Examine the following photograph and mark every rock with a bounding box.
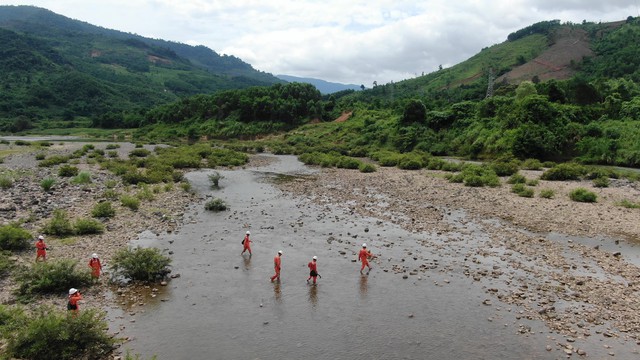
[160,281,168,286]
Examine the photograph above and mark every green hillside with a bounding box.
[0,5,281,131]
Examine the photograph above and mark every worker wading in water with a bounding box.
[359,243,375,274]
[270,250,283,282]
[241,231,252,256]
[307,256,320,285]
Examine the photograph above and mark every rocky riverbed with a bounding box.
[275,164,640,357]
[2,141,640,358]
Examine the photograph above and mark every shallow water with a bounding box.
[120,155,638,359]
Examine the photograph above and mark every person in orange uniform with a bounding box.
[270,250,283,282]
[359,243,375,274]
[241,231,252,256]
[67,288,82,316]
[88,253,102,281]
[35,235,47,262]
[307,256,320,285]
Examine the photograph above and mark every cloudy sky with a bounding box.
[1,1,639,85]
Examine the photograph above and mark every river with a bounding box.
[118,155,638,360]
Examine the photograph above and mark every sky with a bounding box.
[1,0,639,86]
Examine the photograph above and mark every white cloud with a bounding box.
[2,0,639,84]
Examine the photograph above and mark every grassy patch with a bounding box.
[569,188,597,203]
[541,163,588,181]
[15,260,92,301]
[120,195,140,211]
[617,199,640,208]
[73,218,104,235]
[58,165,79,177]
[42,209,74,237]
[91,202,116,218]
[0,224,32,251]
[71,171,92,185]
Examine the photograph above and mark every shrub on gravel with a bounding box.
[447,164,500,187]
[110,247,171,283]
[507,173,527,184]
[569,188,597,203]
[359,163,376,173]
[490,160,519,176]
[42,209,74,236]
[0,250,17,278]
[15,260,92,300]
[120,195,140,211]
[73,218,104,235]
[521,158,543,170]
[40,177,56,191]
[511,183,534,197]
[0,224,31,251]
[540,163,587,181]
[58,165,79,177]
[592,176,610,188]
[617,199,640,208]
[0,176,13,189]
[1,306,114,360]
[91,202,116,218]
[539,189,555,199]
[38,155,69,167]
[71,171,92,185]
[205,198,228,212]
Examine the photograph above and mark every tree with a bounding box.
[400,99,427,126]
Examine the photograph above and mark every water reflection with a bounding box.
[273,282,282,303]
[308,285,318,307]
[359,274,368,298]
[242,255,251,270]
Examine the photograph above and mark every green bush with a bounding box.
[511,183,534,197]
[359,163,377,173]
[593,176,610,188]
[526,179,539,186]
[103,189,119,200]
[539,189,555,199]
[74,218,104,235]
[2,307,114,360]
[426,158,446,170]
[14,140,29,146]
[0,224,31,251]
[110,247,171,282]
[71,171,92,185]
[397,155,424,170]
[38,155,69,167]
[180,181,192,193]
[15,260,92,300]
[540,163,587,181]
[507,173,527,184]
[617,199,640,208]
[490,160,520,176]
[521,158,543,170]
[107,150,118,158]
[105,144,120,150]
[448,164,500,187]
[136,185,155,201]
[35,153,46,160]
[92,202,116,218]
[0,176,13,189]
[208,171,223,189]
[205,198,228,212]
[58,165,79,177]
[42,209,74,236]
[0,250,16,278]
[40,177,56,191]
[120,195,140,211]
[569,188,597,203]
[440,161,463,172]
[129,148,151,158]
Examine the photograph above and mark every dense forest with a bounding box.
[0,5,281,132]
[2,6,640,168]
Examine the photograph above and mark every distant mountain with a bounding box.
[277,74,362,94]
[0,5,282,130]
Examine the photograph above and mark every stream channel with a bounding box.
[117,155,639,360]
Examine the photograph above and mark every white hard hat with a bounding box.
[69,288,78,295]
[38,235,44,240]
[312,256,317,260]
[278,250,283,255]
[246,231,250,235]
[92,253,98,258]
[362,243,367,247]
